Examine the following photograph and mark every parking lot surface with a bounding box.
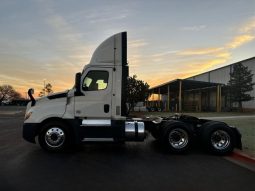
[0,109,255,191]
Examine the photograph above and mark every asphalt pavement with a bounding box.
[0,111,255,191]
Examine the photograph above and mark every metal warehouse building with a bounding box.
[147,57,255,112]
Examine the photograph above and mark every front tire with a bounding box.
[38,121,69,152]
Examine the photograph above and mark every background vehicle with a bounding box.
[147,106,163,112]
[23,32,242,154]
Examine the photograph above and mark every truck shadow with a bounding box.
[20,136,215,165]
[37,137,209,156]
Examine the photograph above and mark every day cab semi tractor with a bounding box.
[23,32,242,155]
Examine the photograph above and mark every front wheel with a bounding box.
[38,121,69,152]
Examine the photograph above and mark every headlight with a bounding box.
[24,112,33,120]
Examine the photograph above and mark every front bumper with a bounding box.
[23,123,39,143]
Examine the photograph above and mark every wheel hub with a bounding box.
[169,128,189,149]
[211,130,230,150]
[45,127,65,148]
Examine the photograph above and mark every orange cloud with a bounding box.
[177,47,223,56]
[226,35,255,49]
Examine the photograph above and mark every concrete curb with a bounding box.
[231,149,255,164]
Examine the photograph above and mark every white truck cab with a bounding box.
[23,32,242,154]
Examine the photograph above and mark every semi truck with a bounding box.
[23,32,242,155]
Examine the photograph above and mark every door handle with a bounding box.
[104,104,110,113]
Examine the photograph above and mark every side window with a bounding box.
[82,71,109,91]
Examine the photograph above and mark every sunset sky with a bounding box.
[0,0,255,98]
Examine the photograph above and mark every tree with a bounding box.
[38,83,53,97]
[126,75,150,113]
[227,63,254,111]
[0,85,21,104]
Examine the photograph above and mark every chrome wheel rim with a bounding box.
[169,128,189,149]
[211,130,230,150]
[45,127,65,148]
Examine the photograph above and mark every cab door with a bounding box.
[74,67,113,119]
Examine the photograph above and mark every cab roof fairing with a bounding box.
[83,32,127,70]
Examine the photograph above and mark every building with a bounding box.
[147,57,255,112]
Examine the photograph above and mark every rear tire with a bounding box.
[201,121,234,155]
[38,121,70,152]
[161,121,192,153]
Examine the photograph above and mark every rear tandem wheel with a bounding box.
[161,121,192,153]
[201,121,235,155]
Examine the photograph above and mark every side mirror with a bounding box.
[75,72,82,95]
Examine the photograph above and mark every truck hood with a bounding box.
[25,90,69,111]
[47,90,69,100]
[25,90,70,123]
[35,90,69,103]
